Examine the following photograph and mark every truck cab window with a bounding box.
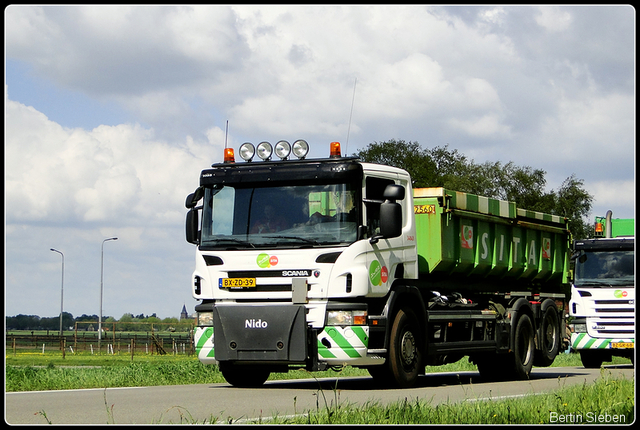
[200,183,359,249]
[365,177,395,237]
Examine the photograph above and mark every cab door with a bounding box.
[364,174,414,295]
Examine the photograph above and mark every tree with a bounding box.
[355,139,438,188]
[355,139,593,237]
[553,174,593,239]
[118,313,135,331]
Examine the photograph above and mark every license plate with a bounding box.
[220,278,256,288]
[611,342,634,349]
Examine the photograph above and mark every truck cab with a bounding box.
[186,141,416,385]
[569,213,635,367]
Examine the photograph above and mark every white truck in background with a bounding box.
[569,211,635,367]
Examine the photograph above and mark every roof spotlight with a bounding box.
[292,139,309,159]
[274,140,291,160]
[239,142,255,162]
[256,141,273,161]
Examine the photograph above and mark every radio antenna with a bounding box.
[345,77,357,154]
[224,120,229,148]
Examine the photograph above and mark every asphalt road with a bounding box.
[5,365,634,424]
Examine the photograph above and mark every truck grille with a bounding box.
[581,295,635,338]
[591,318,635,336]
[591,299,635,315]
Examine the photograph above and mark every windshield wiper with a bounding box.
[576,280,614,287]
[264,235,321,246]
[205,238,256,248]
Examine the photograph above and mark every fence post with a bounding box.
[131,338,135,361]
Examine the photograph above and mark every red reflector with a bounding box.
[224,148,235,163]
[330,141,341,158]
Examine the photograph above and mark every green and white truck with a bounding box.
[185,140,571,387]
[569,211,635,367]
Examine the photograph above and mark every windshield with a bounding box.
[200,183,359,249]
[574,250,635,287]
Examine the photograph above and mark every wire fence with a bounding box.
[6,321,196,357]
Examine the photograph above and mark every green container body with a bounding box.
[594,216,635,238]
[413,188,571,290]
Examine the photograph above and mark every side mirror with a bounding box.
[370,184,405,244]
[185,187,204,209]
[379,201,402,238]
[383,184,405,201]
[185,209,200,245]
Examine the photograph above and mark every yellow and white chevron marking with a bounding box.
[317,326,382,366]
[571,333,635,350]
[195,326,217,364]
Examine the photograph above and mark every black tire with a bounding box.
[534,306,561,367]
[219,362,270,388]
[511,314,535,379]
[387,307,423,388]
[579,351,604,369]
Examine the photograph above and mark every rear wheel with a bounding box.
[512,314,535,379]
[534,305,561,367]
[219,362,270,387]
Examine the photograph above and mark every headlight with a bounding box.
[326,310,367,326]
[256,141,273,160]
[571,323,587,333]
[274,140,291,160]
[292,139,309,159]
[239,142,255,161]
[197,312,214,327]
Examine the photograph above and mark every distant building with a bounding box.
[180,305,188,321]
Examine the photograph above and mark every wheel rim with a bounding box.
[400,330,417,368]
[544,313,557,353]
[517,322,533,366]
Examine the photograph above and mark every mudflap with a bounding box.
[212,305,308,363]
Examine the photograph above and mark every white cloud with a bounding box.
[6,98,221,225]
[588,179,636,220]
[535,6,573,32]
[536,91,635,165]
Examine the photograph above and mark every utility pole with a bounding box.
[50,248,64,336]
[99,237,118,351]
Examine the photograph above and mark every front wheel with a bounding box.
[579,351,605,369]
[219,362,270,388]
[387,307,423,388]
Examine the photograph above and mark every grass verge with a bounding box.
[7,352,633,424]
[256,370,634,425]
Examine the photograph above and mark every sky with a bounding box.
[4,5,636,320]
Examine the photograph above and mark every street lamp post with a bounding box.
[99,237,118,352]
[50,248,64,336]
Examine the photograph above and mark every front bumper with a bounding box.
[571,333,635,351]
